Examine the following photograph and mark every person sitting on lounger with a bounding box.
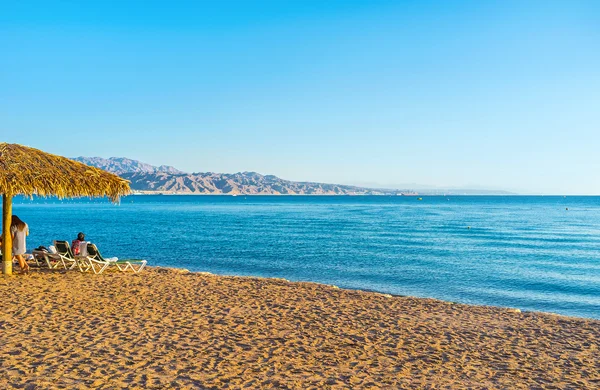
[71,232,86,256]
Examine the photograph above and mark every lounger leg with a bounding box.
[132,261,147,273]
[97,262,109,274]
[51,258,62,269]
[45,254,61,270]
[31,256,41,267]
[77,258,90,272]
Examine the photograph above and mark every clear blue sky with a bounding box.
[1,0,599,194]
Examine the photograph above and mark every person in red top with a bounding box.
[71,232,86,255]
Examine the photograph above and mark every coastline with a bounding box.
[129,191,394,196]
[165,267,590,321]
[1,266,598,388]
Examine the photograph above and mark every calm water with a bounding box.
[12,195,600,319]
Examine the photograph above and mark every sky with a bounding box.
[1,0,599,194]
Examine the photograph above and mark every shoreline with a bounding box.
[156,266,596,321]
[127,192,519,196]
[1,267,598,388]
[129,192,398,196]
[127,192,599,197]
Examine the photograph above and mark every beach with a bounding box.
[0,268,598,389]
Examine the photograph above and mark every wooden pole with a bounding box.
[2,194,12,275]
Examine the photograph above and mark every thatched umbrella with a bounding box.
[0,143,131,275]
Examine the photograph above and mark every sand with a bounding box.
[0,268,598,389]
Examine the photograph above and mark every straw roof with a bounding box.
[0,143,130,202]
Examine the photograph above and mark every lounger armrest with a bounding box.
[116,259,147,263]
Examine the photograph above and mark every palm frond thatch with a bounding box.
[0,143,130,202]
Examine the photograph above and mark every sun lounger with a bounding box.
[29,251,44,267]
[32,249,63,269]
[53,240,85,271]
[83,243,147,274]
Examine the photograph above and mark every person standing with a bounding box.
[11,215,30,274]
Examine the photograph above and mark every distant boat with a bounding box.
[417,197,423,201]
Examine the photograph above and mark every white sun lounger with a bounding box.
[83,243,147,274]
[53,240,83,270]
[32,249,64,269]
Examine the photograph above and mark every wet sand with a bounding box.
[0,268,598,389]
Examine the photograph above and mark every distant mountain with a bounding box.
[72,157,184,175]
[74,156,514,195]
[119,171,394,195]
[73,157,400,195]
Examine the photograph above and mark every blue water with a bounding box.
[11,195,600,319]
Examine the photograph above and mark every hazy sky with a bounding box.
[1,0,599,194]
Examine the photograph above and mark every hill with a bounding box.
[73,157,396,195]
[120,171,392,195]
[72,157,183,175]
[74,157,514,195]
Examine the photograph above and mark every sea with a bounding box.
[11,195,600,320]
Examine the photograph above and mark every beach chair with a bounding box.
[29,251,44,267]
[32,249,63,269]
[53,240,85,271]
[84,243,147,274]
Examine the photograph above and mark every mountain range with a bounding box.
[72,157,183,175]
[72,157,402,195]
[73,157,513,195]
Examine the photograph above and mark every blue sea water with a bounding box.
[11,195,600,319]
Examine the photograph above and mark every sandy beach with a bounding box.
[0,268,598,389]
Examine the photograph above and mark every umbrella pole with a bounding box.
[2,194,12,275]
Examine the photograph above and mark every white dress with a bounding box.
[10,223,28,255]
